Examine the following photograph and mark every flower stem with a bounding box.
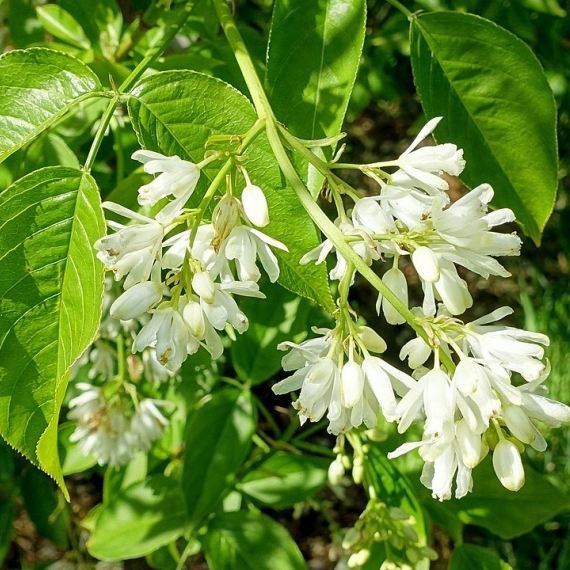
[83,1,196,173]
[212,0,455,372]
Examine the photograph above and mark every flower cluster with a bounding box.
[301,117,521,318]
[276,117,570,500]
[95,150,286,372]
[341,498,437,569]
[68,383,169,468]
[273,321,415,435]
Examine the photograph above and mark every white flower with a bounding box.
[211,225,288,283]
[68,384,136,468]
[492,439,525,491]
[110,280,163,321]
[241,184,269,227]
[300,219,380,282]
[376,267,408,325]
[132,150,200,217]
[273,331,413,435]
[396,117,465,190]
[130,399,169,452]
[133,304,200,372]
[463,307,549,381]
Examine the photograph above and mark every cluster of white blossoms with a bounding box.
[275,117,570,500]
[95,149,286,372]
[68,382,169,468]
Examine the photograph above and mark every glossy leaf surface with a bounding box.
[0,167,105,491]
[0,48,102,162]
[410,11,557,243]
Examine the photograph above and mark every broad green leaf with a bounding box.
[231,283,312,385]
[363,444,430,570]
[449,544,502,570]
[266,0,366,140]
[36,5,91,49]
[204,511,306,570]
[128,71,334,312]
[410,12,557,244]
[445,457,570,539]
[0,167,105,492]
[21,467,69,549]
[0,48,102,163]
[240,451,329,508]
[182,388,256,528]
[88,475,187,561]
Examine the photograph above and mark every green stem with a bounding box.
[83,1,196,173]
[213,0,455,372]
[386,0,413,18]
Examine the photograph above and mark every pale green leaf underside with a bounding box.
[0,167,105,489]
[0,47,103,163]
[410,12,558,244]
[127,70,334,311]
[266,0,366,140]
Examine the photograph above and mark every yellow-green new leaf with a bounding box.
[0,167,105,493]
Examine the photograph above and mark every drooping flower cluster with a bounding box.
[68,382,169,468]
[276,117,570,500]
[95,150,286,372]
[301,117,521,318]
[273,319,415,435]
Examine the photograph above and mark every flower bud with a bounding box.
[110,281,162,320]
[493,439,525,491]
[192,271,216,304]
[412,246,440,283]
[380,267,408,325]
[183,299,206,339]
[341,360,364,408]
[328,455,345,485]
[242,184,269,227]
[356,326,387,353]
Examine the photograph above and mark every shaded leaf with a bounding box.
[445,457,570,540]
[36,4,91,49]
[449,544,502,570]
[88,475,187,561]
[204,511,305,570]
[240,451,329,508]
[182,389,256,528]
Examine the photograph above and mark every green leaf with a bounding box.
[0,167,105,492]
[449,544,502,570]
[18,133,81,178]
[128,70,334,312]
[204,511,306,570]
[445,457,570,540]
[266,0,366,140]
[410,12,557,244]
[88,475,187,561]
[7,0,45,48]
[58,422,97,476]
[21,467,69,549]
[182,388,256,528]
[240,451,329,508]
[0,47,102,163]
[36,5,91,49]
[231,283,312,385]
